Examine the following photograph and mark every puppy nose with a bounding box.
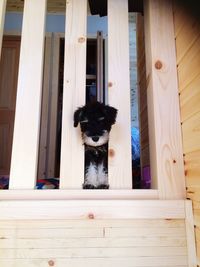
[92,136,99,142]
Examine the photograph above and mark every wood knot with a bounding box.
[48,260,55,266]
[88,213,94,219]
[108,82,113,87]
[109,149,115,157]
[155,60,163,70]
[78,37,85,43]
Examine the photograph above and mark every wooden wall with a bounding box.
[0,218,188,267]
[173,1,200,264]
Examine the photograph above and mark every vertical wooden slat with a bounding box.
[60,0,87,188]
[9,0,47,189]
[143,0,185,198]
[108,0,132,189]
[0,0,6,58]
[185,200,197,267]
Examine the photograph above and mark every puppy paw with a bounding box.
[97,184,109,189]
[83,183,96,189]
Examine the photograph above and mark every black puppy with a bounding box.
[74,101,117,189]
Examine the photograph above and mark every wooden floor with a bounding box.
[0,219,188,267]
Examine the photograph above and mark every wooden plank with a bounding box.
[59,0,87,188]
[105,227,186,238]
[0,257,188,267]
[0,189,158,200]
[180,73,200,122]
[9,0,47,189]
[185,200,197,267]
[0,246,187,259]
[0,200,185,220]
[108,0,132,189]
[175,18,200,64]
[0,0,6,58]
[0,218,185,229]
[143,0,185,198]
[182,112,200,154]
[177,35,200,92]
[185,150,200,188]
[0,236,187,248]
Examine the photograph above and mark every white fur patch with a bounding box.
[83,131,109,147]
[85,163,108,187]
[97,163,108,185]
[85,163,98,187]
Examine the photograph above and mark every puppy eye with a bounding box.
[98,117,104,121]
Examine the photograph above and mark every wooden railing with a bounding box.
[0,0,185,199]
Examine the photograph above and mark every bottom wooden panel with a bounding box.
[0,219,188,267]
[0,200,196,267]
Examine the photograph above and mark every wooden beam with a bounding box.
[143,0,186,199]
[108,0,132,189]
[0,189,158,200]
[9,0,47,189]
[0,200,185,220]
[60,0,87,189]
[0,0,6,58]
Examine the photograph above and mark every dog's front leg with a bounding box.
[83,163,98,189]
[97,162,109,189]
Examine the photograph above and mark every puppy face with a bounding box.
[74,102,117,147]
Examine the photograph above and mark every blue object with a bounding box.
[131,127,140,160]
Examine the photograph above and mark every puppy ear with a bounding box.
[104,105,118,125]
[73,107,83,127]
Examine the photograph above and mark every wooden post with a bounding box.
[0,0,6,58]
[108,0,132,189]
[9,0,47,189]
[143,0,186,199]
[60,0,87,188]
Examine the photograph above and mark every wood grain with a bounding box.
[143,0,185,198]
[9,0,47,189]
[0,216,188,267]
[108,0,132,189]
[59,0,87,188]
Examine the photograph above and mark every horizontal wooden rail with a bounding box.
[0,189,158,200]
[0,200,185,220]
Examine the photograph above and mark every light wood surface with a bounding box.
[108,0,132,189]
[0,214,189,267]
[143,0,185,198]
[0,200,185,220]
[59,0,87,188]
[0,189,158,200]
[9,0,47,189]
